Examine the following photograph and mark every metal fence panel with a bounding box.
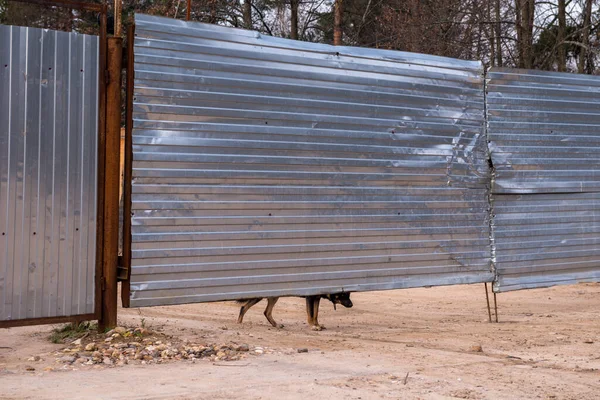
[0,25,99,321]
[129,14,492,307]
[487,68,600,194]
[487,68,600,292]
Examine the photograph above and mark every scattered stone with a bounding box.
[25,366,35,371]
[470,345,483,353]
[584,340,594,344]
[297,348,309,353]
[72,338,83,346]
[27,356,41,362]
[85,343,97,351]
[43,326,256,368]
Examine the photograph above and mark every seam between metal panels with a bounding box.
[483,65,498,290]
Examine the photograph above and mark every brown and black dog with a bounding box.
[236,293,353,331]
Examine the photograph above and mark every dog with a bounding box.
[236,292,353,331]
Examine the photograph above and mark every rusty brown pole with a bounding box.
[120,24,135,308]
[493,292,499,323]
[99,37,123,331]
[484,283,492,323]
[186,0,191,20]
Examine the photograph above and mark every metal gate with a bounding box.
[0,23,102,326]
[487,68,600,291]
[125,15,493,307]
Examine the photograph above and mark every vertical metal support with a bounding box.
[99,36,122,331]
[95,4,108,323]
[120,24,134,308]
[493,292,499,323]
[484,283,492,323]
[186,0,191,20]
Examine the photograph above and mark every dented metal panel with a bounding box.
[129,14,492,307]
[0,25,99,321]
[487,68,600,292]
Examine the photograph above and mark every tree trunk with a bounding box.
[516,0,534,68]
[578,0,592,73]
[557,0,566,72]
[488,0,496,67]
[522,0,534,69]
[515,0,524,67]
[290,0,299,40]
[495,0,503,66]
[243,0,252,29]
[333,0,343,45]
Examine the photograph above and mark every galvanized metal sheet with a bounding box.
[487,68,600,292]
[487,68,600,194]
[0,25,99,321]
[129,14,493,307]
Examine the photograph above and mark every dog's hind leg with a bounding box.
[237,298,262,324]
[311,297,325,331]
[264,297,283,328]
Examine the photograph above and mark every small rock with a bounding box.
[297,348,309,353]
[470,345,483,353]
[254,349,264,354]
[27,356,41,362]
[43,367,54,372]
[85,343,97,352]
[237,344,250,352]
[103,357,113,365]
[72,338,83,346]
[114,327,127,334]
[104,337,113,343]
[60,356,76,364]
[25,366,35,371]
[584,340,594,344]
[106,329,116,336]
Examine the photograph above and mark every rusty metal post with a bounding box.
[484,283,492,323]
[120,24,135,308]
[99,37,123,331]
[186,0,191,20]
[493,292,499,323]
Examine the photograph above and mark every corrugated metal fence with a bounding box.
[0,25,99,321]
[129,15,493,307]
[487,68,600,291]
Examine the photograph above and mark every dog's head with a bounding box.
[325,292,353,309]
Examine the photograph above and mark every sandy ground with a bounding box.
[1,283,600,400]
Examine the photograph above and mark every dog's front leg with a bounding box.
[306,297,315,326]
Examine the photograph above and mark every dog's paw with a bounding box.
[311,325,326,331]
[277,324,284,329]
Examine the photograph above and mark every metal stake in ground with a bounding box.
[484,283,492,323]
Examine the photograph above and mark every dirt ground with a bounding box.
[1,283,600,400]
